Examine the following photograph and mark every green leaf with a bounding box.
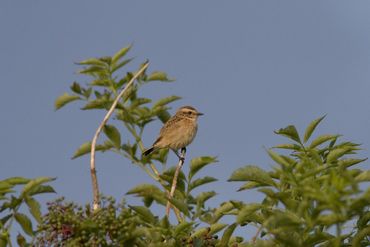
[219,223,237,247]
[112,58,133,74]
[309,135,339,149]
[103,125,121,149]
[78,65,107,75]
[112,45,132,65]
[272,143,302,151]
[72,141,114,159]
[195,191,217,205]
[212,202,235,223]
[72,141,92,159]
[77,58,107,67]
[339,158,367,168]
[16,233,27,247]
[0,181,13,192]
[153,96,182,108]
[14,213,34,236]
[0,214,12,226]
[274,125,301,143]
[28,185,56,196]
[0,233,8,247]
[188,176,217,192]
[267,149,291,168]
[326,147,351,163]
[146,71,174,82]
[236,203,262,224]
[81,98,111,110]
[237,181,264,191]
[2,177,30,185]
[129,206,156,224]
[25,197,42,223]
[303,115,326,143]
[169,197,189,216]
[127,184,167,205]
[174,222,194,237]
[189,156,218,181]
[54,93,81,110]
[21,177,55,198]
[355,171,370,182]
[191,223,227,238]
[228,165,275,187]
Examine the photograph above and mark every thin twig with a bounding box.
[251,224,263,244]
[90,62,149,210]
[166,148,186,217]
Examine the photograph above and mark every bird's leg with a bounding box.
[173,148,186,161]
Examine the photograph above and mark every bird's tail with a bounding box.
[143,146,156,156]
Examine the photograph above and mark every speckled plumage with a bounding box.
[143,106,203,156]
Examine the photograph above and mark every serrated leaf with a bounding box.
[219,223,237,247]
[21,177,55,198]
[274,125,301,143]
[112,45,132,65]
[228,165,275,187]
[25,197,42,223]
[129,206,156,224]
[303,115,326,143]
[189,156,218,181]
[146,71,174,82]
[15,213,33,236]
[237,203,262,224]
[153,96,181,108]
[309,135,339,149]
[54,93,81,110]
[188,176,217,192]
[103,125,121,149]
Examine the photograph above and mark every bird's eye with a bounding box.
[187,111,192,115]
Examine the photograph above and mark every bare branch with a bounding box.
[166,148,186,218]
[90,62,149,210]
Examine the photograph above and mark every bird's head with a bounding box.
[176,105,204,120]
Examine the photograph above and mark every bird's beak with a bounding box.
[197,112,204,116]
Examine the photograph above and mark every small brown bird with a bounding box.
[143,105,203,158]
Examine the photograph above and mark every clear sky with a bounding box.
[1,0,370,238]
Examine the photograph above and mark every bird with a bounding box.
[143,105,203,159]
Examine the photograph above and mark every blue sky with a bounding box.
[1,0,370,239]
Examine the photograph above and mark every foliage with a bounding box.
[4,46,370,246]
[0,177,55,247]
[225,116,370,246]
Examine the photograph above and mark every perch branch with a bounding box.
[166,148,186,217]
[90,62,149,210]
